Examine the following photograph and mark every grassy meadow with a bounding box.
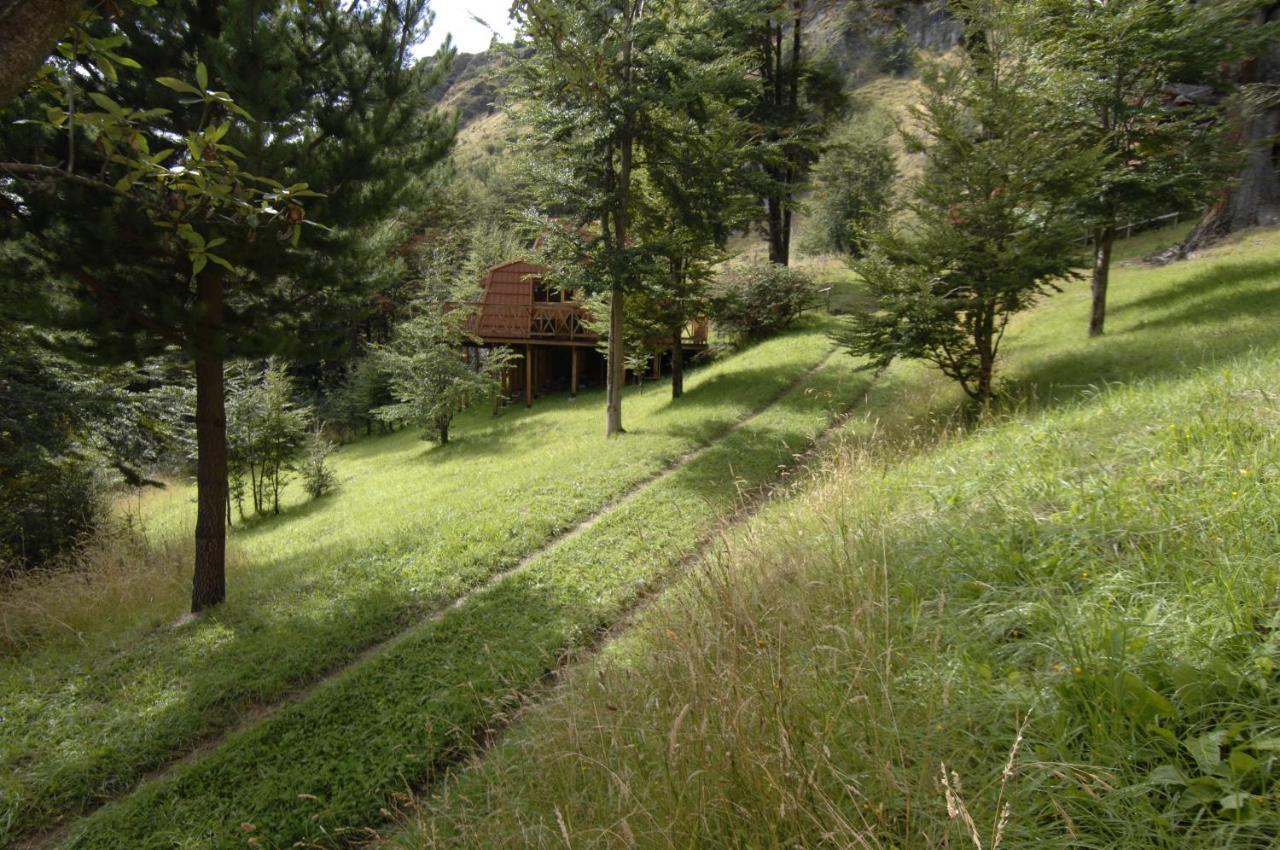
[0,325,846,847]
[390,227,1280,848]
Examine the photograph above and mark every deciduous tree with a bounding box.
[837,3,1096,405]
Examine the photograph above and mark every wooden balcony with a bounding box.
[467,302,708,347]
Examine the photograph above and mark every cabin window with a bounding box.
[533,279,570,302]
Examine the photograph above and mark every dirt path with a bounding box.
[15,348,838,850]
[373,350,863,844]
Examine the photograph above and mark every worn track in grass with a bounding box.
[16,348,837,850]
[375,355,868,847]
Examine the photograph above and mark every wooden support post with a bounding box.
[570,346,580,397]
[524,344,533,408]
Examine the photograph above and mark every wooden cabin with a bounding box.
[464,260,709,407]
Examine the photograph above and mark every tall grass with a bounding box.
[392,229,1280,849]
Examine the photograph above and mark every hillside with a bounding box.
[391,227,1280,848]
[0,324,857,848]
[432,0,954,210]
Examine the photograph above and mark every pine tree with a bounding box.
[1030,0,1265,336]
[708,0,846,265]
[513,0,744,430]
[0,2,455,610]
[836,2,1097,406]
[374,306,514,445]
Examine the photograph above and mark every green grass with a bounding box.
[0,326,839,847]
[389,228,1280,849]
[59,333,861,849]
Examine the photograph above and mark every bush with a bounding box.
[299,428,338,499]
[709,262,818,341]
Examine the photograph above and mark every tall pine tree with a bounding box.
[0,1,455,610]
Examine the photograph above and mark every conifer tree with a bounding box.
[513,0,747,428]
[0,2,455,610]
[837,1,1096,405]
[708,0,846,265]
[1030,0,1265,336]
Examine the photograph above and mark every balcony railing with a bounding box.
[466,302,709,346]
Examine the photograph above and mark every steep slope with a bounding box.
[392,227,1280,849]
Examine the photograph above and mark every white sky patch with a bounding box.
[418,0,516,57]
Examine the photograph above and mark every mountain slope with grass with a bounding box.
[0,323,854,849]
[390,227,1280,849]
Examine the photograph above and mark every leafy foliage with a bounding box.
[299,428,338,500]
[710,261,818,341]
[836,8,1096,403]
[226,360,311,517]
[803,110,898,256]
[375,307,514,445]
[1026,0,1269,334]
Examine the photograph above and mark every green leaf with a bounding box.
[191,254,208,276]
[46,107,67,127]
[87,92,125,117]
[156,77,202,96]
[195,63,209,91]
[1228,748,1260,778]
[1146,764,1187,786]
[207,253,236,273]
[1219,792,1253,811]
[1185,731,1226,774]
[1246,736,1280,751]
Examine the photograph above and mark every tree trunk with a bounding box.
[191,273,227,613]
[1089,225,1114,337]
[606,285,625,434]
[766,191,788,265]
[671,332,684,400]
[975,307,995,406]
[0,0,83,106]
[1169,4,1280,258]
[439,419,449,445]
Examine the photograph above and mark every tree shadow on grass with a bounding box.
[1005,257,1280,409]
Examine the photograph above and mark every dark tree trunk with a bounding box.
[0,0,83,105]
[671,332,684,400]
[1089,225,1114,337]
[191,273,227,613]
[766,191,788,264]
[975,306,996,406]
[1170,4,1280,257]
[439,419,449,445]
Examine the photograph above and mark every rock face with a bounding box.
[432,1,959,130]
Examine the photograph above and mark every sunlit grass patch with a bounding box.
[391,228,1280,850]
[0,324,838,846]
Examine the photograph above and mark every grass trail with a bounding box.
[0,325,834,847]
[389,228,1280,849]
[58,337,860,849]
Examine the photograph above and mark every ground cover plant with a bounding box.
[389,228,1280,849]
[56,328,861,849]
[0,325,836,846]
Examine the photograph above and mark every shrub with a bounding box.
[299,428,338,499]
[709,262,818,341]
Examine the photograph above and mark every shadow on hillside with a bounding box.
[231,493,335,538]
[1005,256,1280,408]
[1110,258,1280,321]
